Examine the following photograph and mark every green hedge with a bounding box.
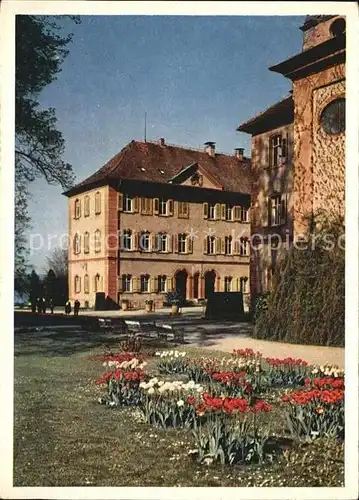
[253,213,344,347]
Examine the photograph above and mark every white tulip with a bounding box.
[155,352,161,356]
[177,400,185,407]
[148,387,155,395]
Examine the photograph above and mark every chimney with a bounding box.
[204,141,216,157]
[234,147,244,161]
[159,137,165,146]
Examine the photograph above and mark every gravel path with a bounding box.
[187,335,345,368]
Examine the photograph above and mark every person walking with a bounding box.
[42,298,47,314]
[49,298,54,314]
[65,300,71,315]
[74,299,80,316]
[36,297,42,314]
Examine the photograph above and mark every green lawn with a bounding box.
[14,330,344,487]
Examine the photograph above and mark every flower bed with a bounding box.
[94,347,345,470]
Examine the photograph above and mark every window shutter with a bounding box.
[184,202,189,218]
[167,234,172,253]
[131,277,138,293]
[215,236,221,255]
[118,277,124,293]
[178,201,182,218]
[203,202,208,219]
[147,198,153,215]
[233,239,240,255]
[203,237,208,254]
[266,140,270,167]
[140,197,146,214]
[168,199,174,216]
[187,236,193,254]
[133,197,139,213]
[266,198,272,227]
[221,204,226,220]
[153,198,159,214]
[150,233,157,252]
[215,203,221,220]
[166,277,173,292]
[282,135,287,161]
[133,231,139,251]
[154,276,159,293]
[173,234,179,253]
[118,193,123,211]
[150,277,156,293]
[281,195,287,224]
[234,206,241,221]
[221,238,226,254]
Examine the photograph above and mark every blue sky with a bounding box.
[26,15,305,273]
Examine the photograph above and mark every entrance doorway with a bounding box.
[175,270,188,303]
[204,270,216,299]
[193,272,199,299]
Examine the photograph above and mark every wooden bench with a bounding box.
[123,320,157,339]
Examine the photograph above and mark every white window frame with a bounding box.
[224,276,232,292]
[122,274,132,292]
[240,238,249,256]
[140,274,150,293]
[178,233,187,254]
[241,207,249,222]
[270,195,282,226]
[158,275,167,293]
[123,194,133,213]
[123,230,132,250]
[74,233,81,254]
[269,134,282,167]
[140,231,150,252]
[225,205,233,221]
[94,229,101,253]
[208,204,216,220]
[95,191,101,215]
[159,198,168,216]
[225,236,232,255]
[159,233,167,252]
[207,235,215,255]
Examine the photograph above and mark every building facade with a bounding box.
[237,15,346,295]
[64,140,251,309]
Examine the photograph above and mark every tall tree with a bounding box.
[45,246,68,278]
[15,15,79,289]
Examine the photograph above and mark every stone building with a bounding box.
[237,15,346,295]
[64,140,251,308]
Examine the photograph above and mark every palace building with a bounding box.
[64,139,251,309]
[64,15,345,308]
[237,15,346,296]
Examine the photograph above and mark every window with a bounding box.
[208,204,216,220]
[141,197,152,215]
[225,236,232,255]
[159,198,168,216]
[84,196,90,217]
[73,233,81,254]
[158,275,167,293]
[74,199,81,219]
[158,232,168,252]
[84,232,90,254]
[225,205,233,221]
[94,229,101,253]
[122,274,132,292]
[178,233,187,254]
[241,207,249,222]
[207,236,215,255]
[140,274,150,293]
[269,134,282,167]
[330,18,346,37]
[123,194,133,212]
[84,275,89,294]
[123,230,132,250]
[95,191,101,214]
[224,277,232,292]
[320,98,345,135]
[140,231,150,251]
[268,195,286,226]
[240,237,249,256]
[178,201,189,218]
[94,273,101,292]
[74,275,81,293]
[240,277,248,294]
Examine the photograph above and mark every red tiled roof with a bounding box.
[64,140,251,196]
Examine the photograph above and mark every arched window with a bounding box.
[84,232,90,254]
[84,196,90,217]
[74,198,81,219]
[224,276,232,292]
[121,274,132,292]
[94,229,101,253]
[94,273,102,292]
[240,276,249,294]
[95,191,101,214]
[74,275,81,293]
[140,274,150,293]
[73,233,81,254]
[84,274,89,294]
[140,231,150,251]
[158,275,167,293]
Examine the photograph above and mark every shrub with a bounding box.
[254,212,344,347]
